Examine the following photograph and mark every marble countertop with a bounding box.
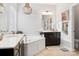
[41,30,59,32]
[0,34,24,49]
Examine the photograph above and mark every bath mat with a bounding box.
[60,48,69,52]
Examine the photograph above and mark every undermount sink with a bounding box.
[4,34,18,38]
[2,35,18,41]
[4,36,18,41]
[5,36,18,40]
[6,36,17,38]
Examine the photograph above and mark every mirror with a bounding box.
[42,15,52,31]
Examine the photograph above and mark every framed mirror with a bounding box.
[42,15,52,31]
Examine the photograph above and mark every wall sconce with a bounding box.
[0,3,5,14]
[24,3,32,14]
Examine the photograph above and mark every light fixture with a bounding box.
[0,3,4,14]
[41,11,52,15]
[24,3,32,14]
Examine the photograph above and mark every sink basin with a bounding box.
[8,36,17,39]
[4,34,18,38]
[4,36,18,41]
[6,36,17,38]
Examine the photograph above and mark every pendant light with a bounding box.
[24,3,32,14]
[0,3,4,14]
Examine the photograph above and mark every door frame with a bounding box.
[72,4,79,51]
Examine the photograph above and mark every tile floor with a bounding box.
[35,46,79,56]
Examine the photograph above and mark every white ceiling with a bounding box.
[18,3,56,15]
[38,3,74,6]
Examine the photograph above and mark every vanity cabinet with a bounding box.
[0,39,24,56]
[41,32,61,46]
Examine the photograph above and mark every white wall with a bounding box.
[0,3,8,32]
[8,3,17,32]
[0,3,17,32]
[56,3,77,51]
[17,3,56,35]
[0,3,58,36]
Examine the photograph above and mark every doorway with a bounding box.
[73,4,79,50]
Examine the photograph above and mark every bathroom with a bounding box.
[0,3,79,56]
[0,3,57,56]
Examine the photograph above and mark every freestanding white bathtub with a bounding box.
[24,35,45,56]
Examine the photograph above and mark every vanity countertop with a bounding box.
[41,30,60,32]
[0,34,25,49]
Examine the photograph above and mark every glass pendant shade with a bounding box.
[24,3,32,14]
